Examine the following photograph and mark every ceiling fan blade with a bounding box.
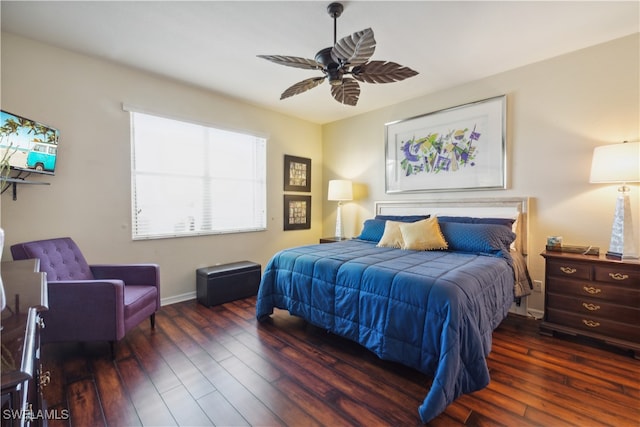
[331,28,376,66]
[280,77,326,100]
[330,78,360,106]
[257,55,322,70]
[351,60,419,84]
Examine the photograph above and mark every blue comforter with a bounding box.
[255,239,514,423]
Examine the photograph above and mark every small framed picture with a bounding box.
[284,155,311,192]
[547,236,563,248]
[284,195,311,230]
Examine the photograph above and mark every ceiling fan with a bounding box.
[257,2,419,106]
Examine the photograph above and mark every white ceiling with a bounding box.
[1,1,638,124]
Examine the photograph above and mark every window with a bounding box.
[129,110,267,239]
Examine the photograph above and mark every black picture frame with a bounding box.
[284,195,311,230]
[284,155,311,192]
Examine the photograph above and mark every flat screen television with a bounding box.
[0,110,60,175]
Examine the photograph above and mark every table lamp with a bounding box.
[328,179,352,239]
[589,141,640,259]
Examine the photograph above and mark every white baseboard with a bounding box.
[509,299,528,316]
[526,308,544,320]
[161,291,196,306]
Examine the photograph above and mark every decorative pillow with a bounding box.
[374,214,430,222]
[439,221,516,256]
[357,219,388,242]
[437,216,515,229]
[358,215,430,243]
[376,220,405,248]
[399,217,448,251]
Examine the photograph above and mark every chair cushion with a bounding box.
[124,285,158,320]
[16,237,94,281]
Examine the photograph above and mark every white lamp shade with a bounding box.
[328,180,353,201]
[590,141,640,183]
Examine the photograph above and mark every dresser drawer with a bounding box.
[542,251,640,355]
[594,264,640,285]
[546,308,640,342]
[546,277,640,306]
[546,293,640,324]
[546,259,591,280]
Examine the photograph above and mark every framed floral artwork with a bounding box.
[385,95,506,193]
[284,155,311,192]
[283,195,311,230]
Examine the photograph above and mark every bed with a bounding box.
[256,198,531,423]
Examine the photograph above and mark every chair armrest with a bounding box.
[90,264,160,288]
[47,279,125,307]
[44,280,126,342]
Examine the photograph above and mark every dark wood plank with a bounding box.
[126,328,182,394]
[196,390,250,426]
[91,357,141,426]
[116,356,177,426]
[161,385,213,426]
[190,352,285,426]
[65,379,105,427]
[41,297,640,426]
[219,356,323,426]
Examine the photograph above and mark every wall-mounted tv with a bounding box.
[0,110,60,175]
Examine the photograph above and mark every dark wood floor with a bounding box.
[41,296,639,426]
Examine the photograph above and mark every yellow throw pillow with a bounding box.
[399,217,448,251]
[376,220,405,248]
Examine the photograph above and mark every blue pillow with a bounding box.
[374,214,430,222]
[358,215,431,243]
[437,216,515,229]
[357,219,388,242]
[439,222,516,256]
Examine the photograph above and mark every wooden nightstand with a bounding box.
[319,237,350,244]
[540,250,640,357]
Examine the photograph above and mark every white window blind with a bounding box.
[129,110,266,239]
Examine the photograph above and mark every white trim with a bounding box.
[161,291,196,306]
[122,103,270,140]
[509,300,528,317]
[527,308,544,320]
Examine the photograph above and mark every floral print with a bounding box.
[400,125,481,177]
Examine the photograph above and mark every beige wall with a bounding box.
[321,34,640,312]
[0,33,323,303]
[2,32,638,312]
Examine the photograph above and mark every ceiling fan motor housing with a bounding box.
[315,47,343,85]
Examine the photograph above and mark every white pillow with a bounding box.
[399,217,448,251]
[376,220,404,248]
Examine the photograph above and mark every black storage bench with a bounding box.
[196,261,261,307]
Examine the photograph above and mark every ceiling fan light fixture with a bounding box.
[258,2,418,106]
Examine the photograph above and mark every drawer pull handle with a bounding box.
[582,302,600,311]
[560,267,577,274]
[609,272,629,281]
[582,319,600,328]
[40,370,51,387]
[582,286,602,295]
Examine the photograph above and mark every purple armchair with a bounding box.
[11,237,160,355]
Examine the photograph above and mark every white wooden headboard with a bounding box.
[374,197,529,255]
